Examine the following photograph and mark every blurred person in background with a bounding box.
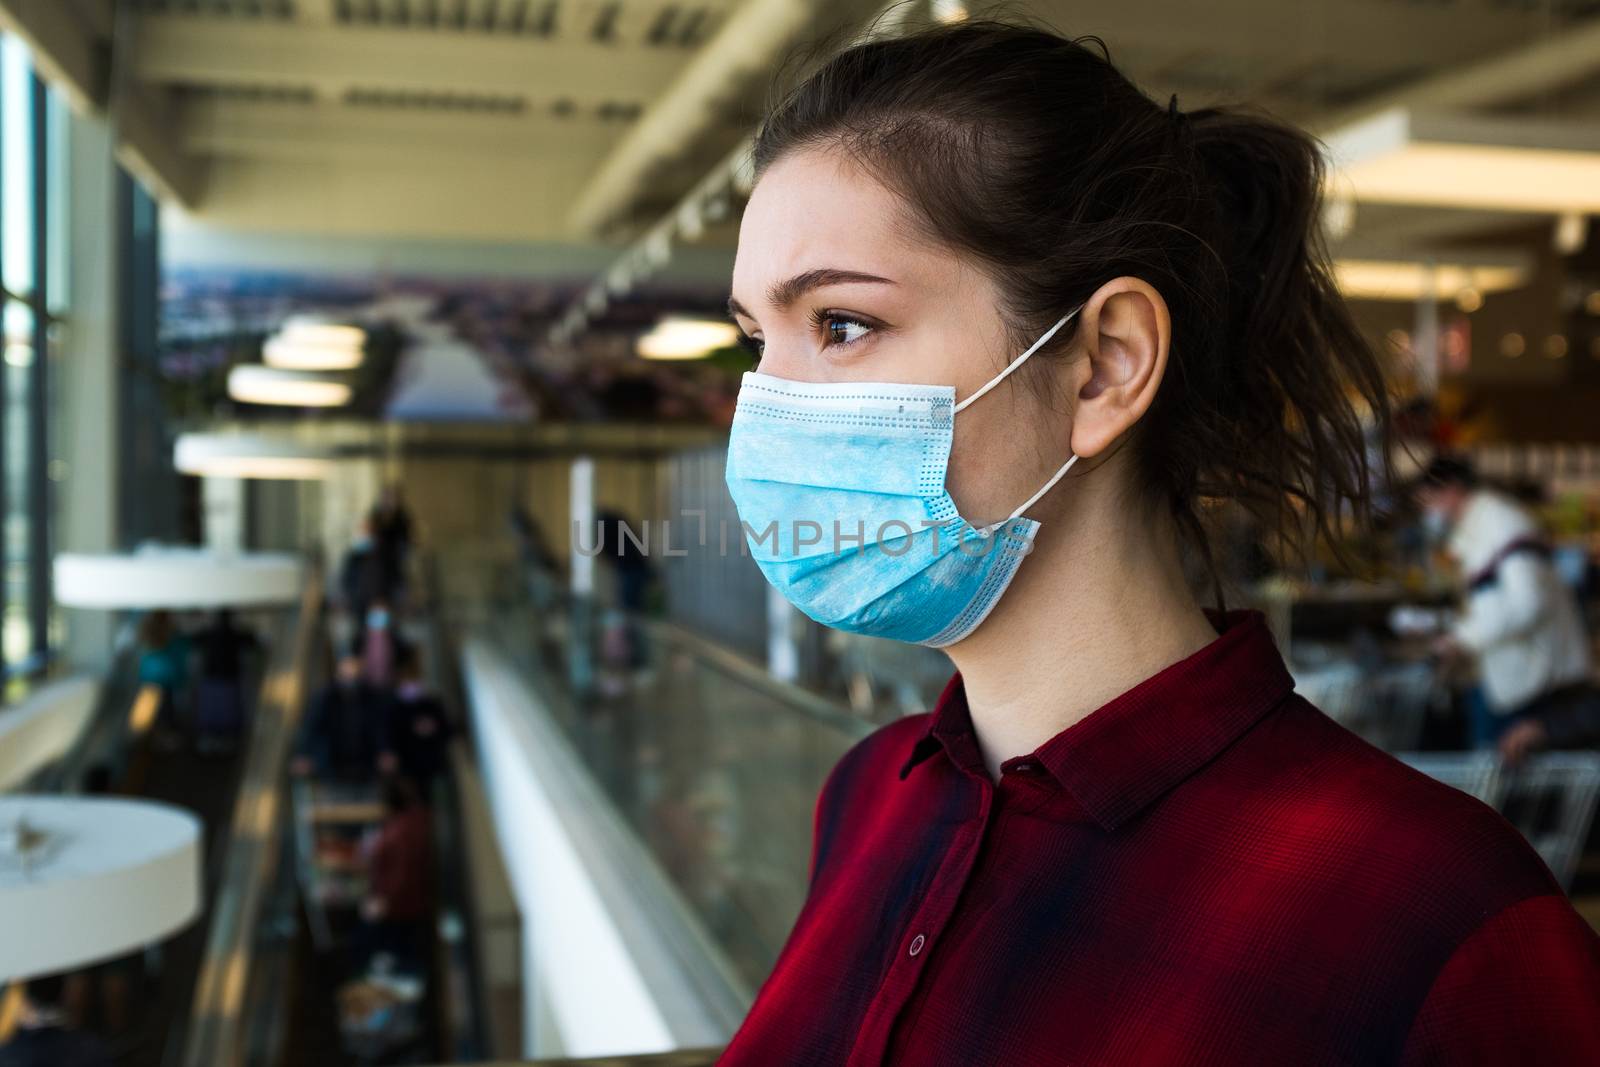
[595,509,656,672]
[718,19,1600,1065]
[1500,694,1600,765]
[370,484,414,605]
[353,597,409,690]
[595,509,655,616]
[339,516,389,623]
[389,648,451,801]
[136,609,191,751]
[1417,455,1595,755]
[193,609,260,754]
[359,776,433,973]
[0,975,112,1067]
[291,654,396,780]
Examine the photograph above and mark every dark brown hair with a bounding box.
[754,19,1391,579]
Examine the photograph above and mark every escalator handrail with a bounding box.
[178,564,324,1067]
[29,623,143,795]
[418,551,497,1061]
[647,617,872,739]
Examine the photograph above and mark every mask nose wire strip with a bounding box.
[952,304,1083,415]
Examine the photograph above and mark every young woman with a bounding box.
[719,19,1600,1066]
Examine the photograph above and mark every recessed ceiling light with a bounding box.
[263,336,365,371]
[174,432,336,480]
[1324,109,1600,214]
[228,365,352,407]
[637,317,741,361]
[282,317,365,349]
[1333,257,1529,302]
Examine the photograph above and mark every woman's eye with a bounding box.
[817,314,873,348]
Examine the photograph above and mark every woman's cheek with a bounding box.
[946,407,1018,524]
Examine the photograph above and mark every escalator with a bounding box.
[265,564,494,1067]
[5,591,311,1067]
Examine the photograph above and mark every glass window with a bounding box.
[0,33,62,686]
[46,86,68,315]
[2,36,35,299]
[4,299,32,667]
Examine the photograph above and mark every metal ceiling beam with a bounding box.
[134,13,688,104]
[0,0,104,111]
[565,0,829,237]
[192,150,596,242]
[181,94,624,162]
[297,0,340,23]
[70,0,114,40]
[1315,16,1600,132]
[0,0,203,206]
[1033,0,1556,73]
[117,83,208,207]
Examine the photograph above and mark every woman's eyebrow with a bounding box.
[728,268,897,321]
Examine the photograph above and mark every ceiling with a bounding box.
[2,0,1598,254]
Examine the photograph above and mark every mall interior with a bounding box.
[1,0,1600,1064]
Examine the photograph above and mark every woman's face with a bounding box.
[730,148,1081,527]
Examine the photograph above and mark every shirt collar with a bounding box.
[898,611,1294,830]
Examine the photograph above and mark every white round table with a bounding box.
[0,796,202,981]
[175,431,337,480]
[54,547,304,609]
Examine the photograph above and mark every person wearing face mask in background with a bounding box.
[291,654,396,780]
[339,516,390,625]
[718,19,1600,1066]
[388,648,451,801]
[353,597,410,690]
[370,485,414,606]
[136,609,192,752]
[1415,455,1597,759]
[193,608,261,754]
[357,777,433,970]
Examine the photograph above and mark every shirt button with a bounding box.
[1011,759,1039,774]
[909,934,926,957]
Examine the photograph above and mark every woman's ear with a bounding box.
[1070,277,1171,459]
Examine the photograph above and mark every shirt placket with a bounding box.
[845,778,999,1067]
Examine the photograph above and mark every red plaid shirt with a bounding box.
[721,612,1600,1065]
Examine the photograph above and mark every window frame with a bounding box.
[0,55,65,686]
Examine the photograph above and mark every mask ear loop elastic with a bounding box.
[954,305,1085,531]
[952,305,1082,415]
[1008,453,1078,521]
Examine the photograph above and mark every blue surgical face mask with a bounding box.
[367,609,390,631]
[725,308,1081,647]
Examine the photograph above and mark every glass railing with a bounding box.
[473,566,872,998]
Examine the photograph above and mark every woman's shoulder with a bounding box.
[1227,696,1562,907]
